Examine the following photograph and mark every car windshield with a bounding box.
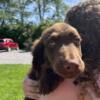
[4,39,13,42]
[9,40,13,42]
[0,39,3,42]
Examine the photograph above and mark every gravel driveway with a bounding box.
[0,50,32,64]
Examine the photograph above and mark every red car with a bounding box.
[0,38,19,51]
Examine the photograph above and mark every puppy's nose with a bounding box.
[64,63,79,71]
[64,60,80,71]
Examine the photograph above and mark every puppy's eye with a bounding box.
[48,40,56,47]
[74,38,81,46]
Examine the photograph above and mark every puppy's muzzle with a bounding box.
[54,59,85,78]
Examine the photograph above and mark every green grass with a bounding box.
[0,64,30,100]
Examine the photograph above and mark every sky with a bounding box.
[64,0,80,6]
[26,0,81,24]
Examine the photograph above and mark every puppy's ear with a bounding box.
[28,38,62,95]
[28,38,45,80]
[40,67,62,95]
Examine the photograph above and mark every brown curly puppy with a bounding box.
[25,22,85,100]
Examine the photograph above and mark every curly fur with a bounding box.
[65,0,100,97]
[26,22,85,98]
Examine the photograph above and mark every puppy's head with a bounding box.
[42,22,85,78]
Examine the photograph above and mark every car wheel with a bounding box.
[8,47,11,51]
[16,47,19,51]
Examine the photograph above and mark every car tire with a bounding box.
[8,47,11,51]
[16,47,19,51]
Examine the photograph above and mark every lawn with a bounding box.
[0,64,30,100]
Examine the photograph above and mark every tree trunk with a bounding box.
[37,0,42,22]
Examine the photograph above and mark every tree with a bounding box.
[32,0,51,22]
[51,0,69,21]
[9,0,33,26]
[32,0,69,23]
[0,0,15,26]
[0,0,32,26]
